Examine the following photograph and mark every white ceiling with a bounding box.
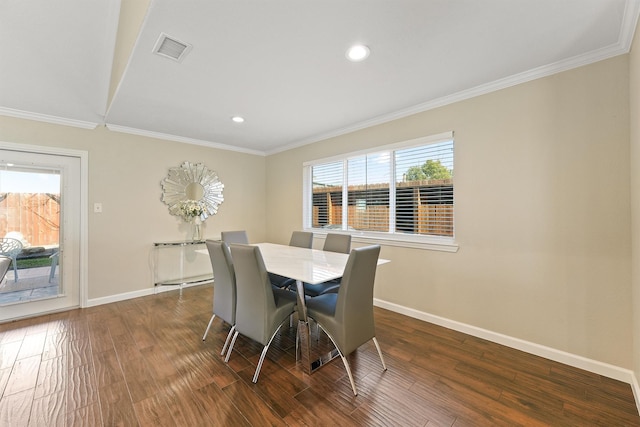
[1,0,639,155]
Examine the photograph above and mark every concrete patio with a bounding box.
[0,266,58,304]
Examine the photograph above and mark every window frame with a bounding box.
[302,131,458,252]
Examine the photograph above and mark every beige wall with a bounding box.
[267,56,632,368]
[0,49,633,370]
[630,20,640,383]
[0,117,267,299]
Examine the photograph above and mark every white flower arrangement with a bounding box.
[178,199,205,221]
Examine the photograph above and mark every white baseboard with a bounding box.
[86,282,204,307]
[374,298,636,385]
[632,373,640,415]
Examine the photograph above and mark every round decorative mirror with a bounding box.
[161,161,224,221]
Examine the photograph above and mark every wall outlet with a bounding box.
[93,202,103,213]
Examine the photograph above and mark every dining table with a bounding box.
[254,242,389,374]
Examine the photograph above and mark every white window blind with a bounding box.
[395,141,453,236]
[311,161,343,229]
[304,132,455,246]
[347,152,390,232]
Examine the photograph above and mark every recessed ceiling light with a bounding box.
[346,44,370,62]
[231,116,245,123]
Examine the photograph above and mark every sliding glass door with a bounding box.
[0,148,81,321]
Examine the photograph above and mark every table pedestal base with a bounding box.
[295,280,341,374]
[296,320,342,374]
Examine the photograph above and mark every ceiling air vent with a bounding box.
[153,33,192,62]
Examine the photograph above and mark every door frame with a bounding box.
[0,140,88,311]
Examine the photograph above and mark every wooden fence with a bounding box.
[312,180,454,237]
[0,193,59,247]
[313,204,453,236]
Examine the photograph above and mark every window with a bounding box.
[303,131,456,251]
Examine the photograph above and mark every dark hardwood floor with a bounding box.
[0,284,638,426]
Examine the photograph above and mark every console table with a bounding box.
[152,240,213,294]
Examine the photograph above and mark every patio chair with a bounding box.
[0,255,12,285]
[0,238,23,282]
[49,251,59,283]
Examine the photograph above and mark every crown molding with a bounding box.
[105,123,266,156]
[621,0,640,52]
[271,46,630,155]
[0,107,99,130]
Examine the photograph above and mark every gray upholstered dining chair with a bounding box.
[221,230,249,244]
[322,233,351,254]
[289,231,313,248]
[302,232,351,297]
[225,244,297,383]
[305,244,386,396]
[202,240,237,357]
[270,231,314,289]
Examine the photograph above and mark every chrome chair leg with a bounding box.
[253,323,284,383]
[225,330,239,363]
[372,337,387,370]
[202,314,216,341]
[253,346,270,383]
[339,354,358,396]
[316,323,358,396]
[221,325,236,356]
[295,322,300,358]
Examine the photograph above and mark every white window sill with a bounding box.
[309,229,459,253]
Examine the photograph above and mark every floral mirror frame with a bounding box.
[161,161,224,221]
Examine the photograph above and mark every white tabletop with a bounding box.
[198,241,389,284]
[255,242,389,285]
[255,243,348,284]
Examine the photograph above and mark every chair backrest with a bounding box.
[0,237,22,258]
[289,231,313,249]
[323,233,351,254]
[335,245,381,355]
[205,240,236,325]
[0,256,11,283]
[229,244,278,345]
[221,230,249,244]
